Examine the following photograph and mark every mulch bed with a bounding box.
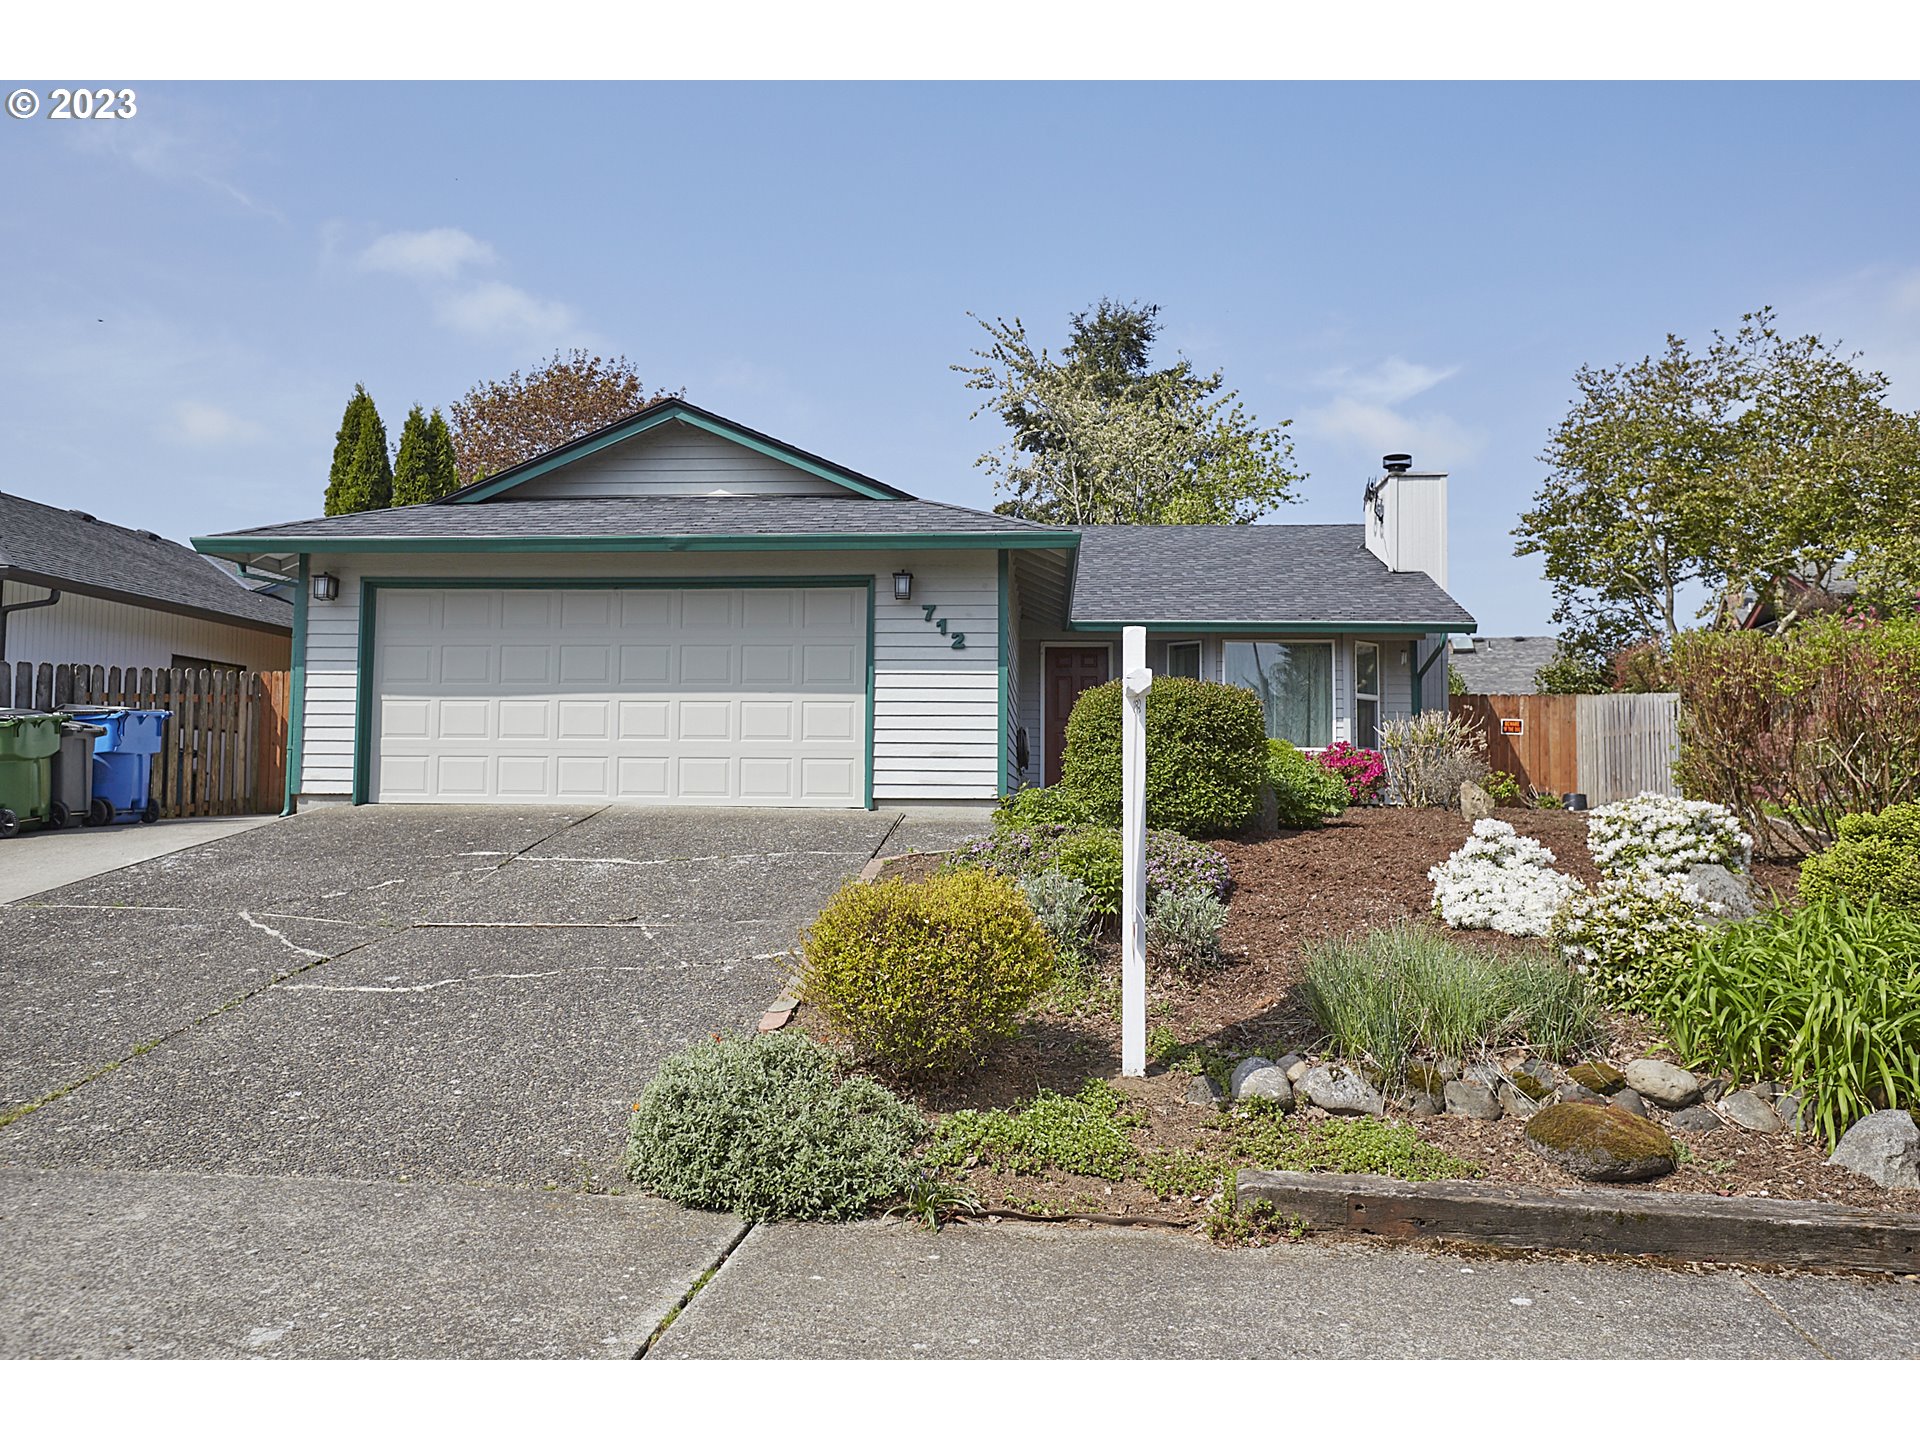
[823,806,1906,1225]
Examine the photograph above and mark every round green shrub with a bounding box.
[1267,738,1350,828]
[1800,802,1920,915]
[1059,676,1267,838]
[799,869,1055,1076]
[623,1032,923,1221]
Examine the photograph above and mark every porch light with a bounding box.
[311,571,340,602]
[892,570,913,602]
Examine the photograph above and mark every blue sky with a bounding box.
[3,81,1916,632]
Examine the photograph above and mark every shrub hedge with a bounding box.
[1799,802,1920,915]
[799,870,1054,1077]
[1267,738,1350,828]
[1059,676,1267,838]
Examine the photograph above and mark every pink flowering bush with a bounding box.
[1317,741,1387,805]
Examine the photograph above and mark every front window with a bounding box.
[1165,641,1201,679]
[1355,641,1380,749]
[1223,640,1333,748]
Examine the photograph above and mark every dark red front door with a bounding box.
[1044,646,1111,785]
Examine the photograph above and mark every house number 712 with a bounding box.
[920,603,966,649]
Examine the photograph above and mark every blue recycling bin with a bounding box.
[65,707,170,825]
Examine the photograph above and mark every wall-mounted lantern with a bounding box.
[311,571,340,602]
[892,570,913,602]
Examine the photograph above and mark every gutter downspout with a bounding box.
[1410,637,1446,717]
[282,556,309,816]
[0,581,63,672]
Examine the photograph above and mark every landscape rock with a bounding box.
[1700,1076,1730,1104]
[1436,1057,1462,1082]
[1443,1079,1503,1121]
[1183,1075,1226,1109]
[1826,1110,1920,1190]
[1774,1090,1807,1134]
[1556,1082,1607,1107]
[1506,1069,1556,1103]
[1275,1053,1309,1078]
[1497,1083,1540,1120]
[1666,1104,1723,1134]
[1524,1103,1677,1182]
[1237,1067,1296,1110]
[1624,1058,1702,1109]
[1608,1088,1649,1118]
[1721,1088,1785,1134]
[1229,1058,1278,1098]
[1285,1058,1313,1084]
[1567,1060,1626,1094]
[1687,862,1759,922]
[1459,780,1495,823]
[1297,1064,1385,1117]
[1405,1061,1448,1098]
[1405,1090,1440,1117]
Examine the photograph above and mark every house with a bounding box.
[1737,561,1858,632]
[1446,634,1562,695]
[192,401,1474,811]
[1,490,293,676]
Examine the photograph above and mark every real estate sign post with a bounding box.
[1121,624,1150,1076]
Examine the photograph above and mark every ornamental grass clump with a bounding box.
[1585,792,1752,878]
[1428,818,1583,937]
[1550,872,1725,1012]
[1654,899,1920,1147]
[1301,921,1597,1088]
[1380,712,1489,807]
[799,869,1053,1078]
[624,1032,923,1222]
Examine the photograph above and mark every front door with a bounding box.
[1044,645,1111,785]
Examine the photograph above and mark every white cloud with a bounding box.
[1301,355,1482,467]
[433,281,580,344]
[169,400,265,446]
[358,227,497,281]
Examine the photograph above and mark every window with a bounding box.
[1354,641,1380,750]
[1223,640,1333,748]
[1165,641,1201,679]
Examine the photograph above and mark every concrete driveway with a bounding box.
[0,802,972,1356]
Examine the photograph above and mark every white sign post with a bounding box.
[1120,625,1151,1077]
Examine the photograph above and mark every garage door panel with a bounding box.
[372,585,867,806]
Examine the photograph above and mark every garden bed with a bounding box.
[828,808,1905,1227]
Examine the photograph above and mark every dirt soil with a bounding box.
[826,806,1902,1224]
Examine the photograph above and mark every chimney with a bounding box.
[1363,453,1449,591]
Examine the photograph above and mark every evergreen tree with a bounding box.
[323,384,393,514]
[424,407,461,499]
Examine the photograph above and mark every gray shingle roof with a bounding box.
[1069,524,1476,630]
[1449,635,1560,694]
[199,495,1071,545]
[1,490,293,632]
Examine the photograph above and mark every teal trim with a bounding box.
[282,555,309,816]
[1066,618,1477,636]
[996,550,1009,798]
[350,574,878,808]
[864,583,877,811]
[194,531,1080,557]
[444,402,907,504]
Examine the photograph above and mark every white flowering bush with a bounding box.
[1586,793,1752,878]
[1551,873,1725,1011]
[1428,818,1584,937]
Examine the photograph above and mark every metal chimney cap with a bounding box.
[1382,453,1413,473]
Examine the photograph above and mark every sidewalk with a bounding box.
[0,815,278,905]
[649,1217,1920,1360]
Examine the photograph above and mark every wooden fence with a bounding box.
[1452,692,1681,806]
[0,662,292,818]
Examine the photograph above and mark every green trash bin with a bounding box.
[0,711,63,838]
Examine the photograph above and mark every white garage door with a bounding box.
[370,585,867,806]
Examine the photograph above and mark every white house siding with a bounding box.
[1003,564,1022,792]
[292,549,1003,806]
[0,579,290,674]
[508,421,850,499]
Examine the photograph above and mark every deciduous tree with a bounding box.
[449,350,678,484]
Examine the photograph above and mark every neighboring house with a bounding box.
[193,401,1474,811]
[1737,561,1858,632]
[1447,634,1562,695]
[1,490,293,675]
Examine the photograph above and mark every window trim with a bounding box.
[1164,640,1202,680]
[1354,640,1381,750]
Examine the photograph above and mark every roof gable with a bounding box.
[443,399,912,505]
